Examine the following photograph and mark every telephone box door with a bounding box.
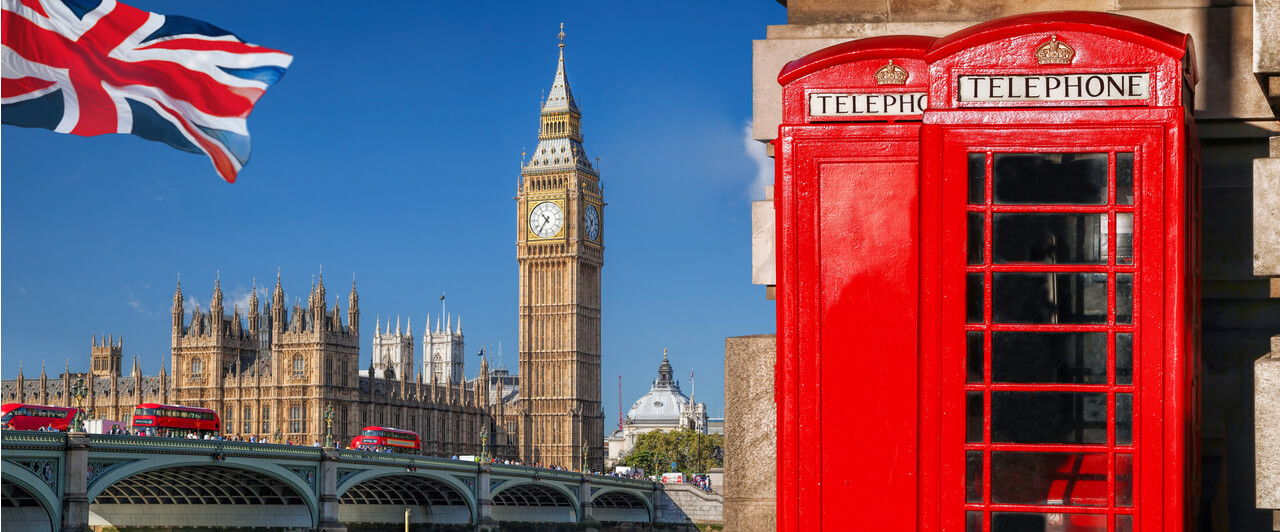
[930,122,1188,532]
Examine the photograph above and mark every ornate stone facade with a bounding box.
[2,274,504,457]
[511,29,605,471]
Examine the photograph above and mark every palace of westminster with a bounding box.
[0,32,608,471]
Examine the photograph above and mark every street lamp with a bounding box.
[324,402,335,448]
[274,425,282,444]
[479,426,489,463]
[70,377,87,432]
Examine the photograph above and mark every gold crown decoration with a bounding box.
[874,60,909,85]
[1035,35,1075,65]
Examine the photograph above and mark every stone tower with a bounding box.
[423,313,465,385]
[91,334,123,377]
[515,25,605,471]
[372,316,414,381]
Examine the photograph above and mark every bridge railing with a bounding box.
[85,434,325,459]
[1,430,67,449]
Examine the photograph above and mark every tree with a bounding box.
[620,428,723,476]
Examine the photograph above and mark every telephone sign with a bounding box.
[775,12,1199,532]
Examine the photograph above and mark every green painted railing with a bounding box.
[1,430,67,449]
[87,434,322,460]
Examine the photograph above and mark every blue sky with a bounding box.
[1,1,784,430]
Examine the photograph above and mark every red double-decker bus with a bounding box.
[131,403,220,437]
[1,403,78,431]
[350,426,420,453]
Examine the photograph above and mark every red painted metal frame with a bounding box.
[775,11,1198,532]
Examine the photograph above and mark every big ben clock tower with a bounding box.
[515,25,604,471]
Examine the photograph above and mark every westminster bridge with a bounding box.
[1,431,656,531]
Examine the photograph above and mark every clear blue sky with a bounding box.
[1,1,784,430]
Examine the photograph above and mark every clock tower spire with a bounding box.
[515,24,604,472]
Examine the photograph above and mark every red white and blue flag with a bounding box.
[2,0,292,183]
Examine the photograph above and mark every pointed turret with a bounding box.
[348,276,360,336]
[273,270,286,334]
[173,275,185,337]
[248,278,260,337]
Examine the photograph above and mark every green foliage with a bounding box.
[620,428,723,476]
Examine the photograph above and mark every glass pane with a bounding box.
[968,273,985,324]
[969,212,985,265]
[968,391,984,443]
[991,452,1109,506]
[993,153,1108,205]
[1116,393,1133,445]
[1116,152,1134,205]
[968,331,985,383]
[993,273,1108,324]
[1116,213,1133,265]
[1117,514,1133,532]
[993,213,1106,264]
[1116,274,1133,324]
[992,512,1106,532]
[967,451,984,503]
[992,392,1107,444]
[992,332,1108,384]
[969,153,986,205]
[1117,454,1133,507]
[1116,333,1133,385]
[967,511,984,532]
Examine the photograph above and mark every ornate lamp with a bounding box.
[324,402,335,448]
[70,377,88,432]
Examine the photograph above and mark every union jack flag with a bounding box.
[2,0,292,183]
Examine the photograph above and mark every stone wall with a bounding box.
[654,482,723,526]
[722,335,776,532]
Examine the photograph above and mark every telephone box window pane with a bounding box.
[966,511,983,532]
[992,273,1108,324]
[1116,333,1133,385]
[993,213,1106,264]
[1116,213,1134,265]
[1117,514,1134,532]
[991,452,1108,506]
[1117,454,1134,507]
[1116,274,1133,324]
[968,273,985,323]
[992,392,1107,444]
[1116,393,1133,445]
[992,332,1108,384]
[1116,152,1135,205]
[966,451,984,503]
[968,331,985,383]
[969,153,986,205]
[968,212,985,265]
[968,392,984,443]
[992,513,1106,532]
[993,153,1108,205]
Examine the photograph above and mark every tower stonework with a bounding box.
[515,26,605,471]
[90,335,123,378]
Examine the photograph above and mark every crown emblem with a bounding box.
[1035,35,1075,65]
[874,60,909,85]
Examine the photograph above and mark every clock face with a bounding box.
[529,201,564,238]
[585,204,600,241]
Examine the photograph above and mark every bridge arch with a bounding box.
[588,487,653,523]
[337,471,474,525]
[2,467,59,532]
[490,480,580,523]
[86,459,316,529]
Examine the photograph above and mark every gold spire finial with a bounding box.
[558,23,565,48]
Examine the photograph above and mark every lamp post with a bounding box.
[479,426,489,463]
[70,377,87,432]
[581,440,589,474]
[274,426,282,444]
[324,402,335,448]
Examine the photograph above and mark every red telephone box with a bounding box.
[775,12,1199,532]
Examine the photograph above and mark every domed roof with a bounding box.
[624,350,691,425]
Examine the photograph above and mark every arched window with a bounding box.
[192,358,203,377]
[292,355,303,376]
